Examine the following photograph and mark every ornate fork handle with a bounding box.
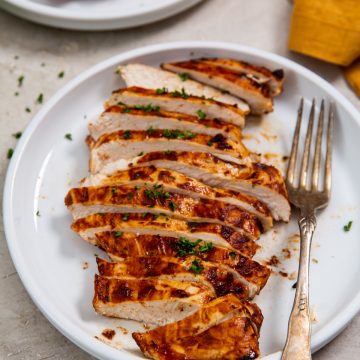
[281,213,316,360]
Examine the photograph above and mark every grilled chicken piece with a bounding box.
[89,129,251,174]
[97,257,250,299]
[105,86,246,128]
[89,104,243,142]
[162,60,273,114]
[133,294,263,360]
[93,275,214,325]
[118,64,250,113]
[200,58,284,96]
[65,185,261,238]
[95,232,271,296]
[72,213,259,257]
[130,151,290,221]
[83,166,272,230]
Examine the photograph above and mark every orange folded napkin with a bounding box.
[288,0,360,96]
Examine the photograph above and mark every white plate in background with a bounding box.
[0,0,202,30]
[3,42,360,359]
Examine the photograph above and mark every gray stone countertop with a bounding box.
[0,0,359,359]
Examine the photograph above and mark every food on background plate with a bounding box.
[65,57,288,359]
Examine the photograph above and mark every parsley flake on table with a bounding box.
[17,75,24,87]
[25,107,31,113]
[36,210,40,217]
[12,131,22,139]
[36,93,44,104]
[65,133,72,141]
[123,130,132,139]
[7,148,14,159]
[343,221,353,232]
[58,71,65,78]
[178,72,190,81]
[197,109,206,120]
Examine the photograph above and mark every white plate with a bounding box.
[3,42,360,360]
[0,0,202,30]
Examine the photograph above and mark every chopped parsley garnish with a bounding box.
[144,184,169,201]
[198,241,214,253]
[7,148,14,159]
[58,71,65,78]
[114,231,123,238]
[36,210,40,217]
[156,87,168,94]
[122,213,130,221]
[163,129,196,139]
[344,221,353,232]
[134,104,160,112]
[141,212,149,218]
[178,72,190,81]
[134,185,141,190]
[197,109,206,120]
[146,126,155,135]
[36,93,44,104]
[65,133,72,141]
[171,88,189,99]
[17,75,24,87]
[189,259,203,274]
[127,192,134,200]
[111,187,117,195]
[137,151,144,156]
[122,108,132,113]
[25,107,31,113]
[123,130,132,139]
[229,251,237,259]
[176,238,213,257]
[207,140,213,146]
[164,150,174,155]
[168,201,177,212]
[12,132,22,139]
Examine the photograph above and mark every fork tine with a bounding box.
[299,99,315,189]
[311,100,325,190]
[324,102,334,195]
[286,98,303,185]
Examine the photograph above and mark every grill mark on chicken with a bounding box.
[65,185,262,238]
[162,60,273,114]
[72,213,259,257]
[90,104,244,142]
[106,86,246,127]
[199,58,284,96]
[94,232,271,295]
[97,257,249,299]
[82,166,272,230]
[133,294,262,360]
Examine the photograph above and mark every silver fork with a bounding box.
[281,99,334,360]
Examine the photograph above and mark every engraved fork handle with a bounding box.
[281,213,316,360]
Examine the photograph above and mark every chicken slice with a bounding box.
[97,257,250,300]
[89,104,243,141]
[133,294,262,360]
[119,151,289,221]
[162,60,273,115]
[200,58,284,96]
[93,275,214,326]
[105,86,246,127]
[83,166,272,230]
[89,129,251,174]
[72,213,259,257]
[65,185,261,238]
[94,231,271,297]
[118,64,250,113]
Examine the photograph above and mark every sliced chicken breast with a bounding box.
[105,86,246,127]
[89,129,251,174]
[133,294,262,360]
[93,275,214,326]
[72,213,259,257]
[97,257,250,300]
[65,185,262,238]
[89,104,243,142]
[119,151,289,221]
[94,231,271,296]
[200,58,284,96]
[162,60,273,114]
[118,64,250,113]
[82,166,272,230]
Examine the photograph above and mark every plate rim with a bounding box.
[0,0,203,30]
[3,41,360,360]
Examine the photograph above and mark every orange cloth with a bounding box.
[289,0,360,96]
